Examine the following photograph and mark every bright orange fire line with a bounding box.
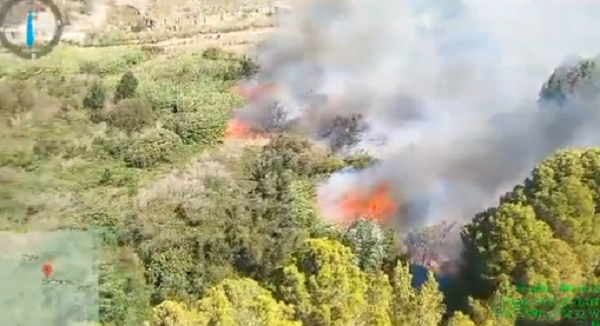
[338,182,397,222]
[226,83,276,140]
[224,119,267,139]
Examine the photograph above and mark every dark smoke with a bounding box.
[233,0,600,250]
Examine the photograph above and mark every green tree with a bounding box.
[363,272,393,326]
[454,148,600,326]
[448,312,477,326]
[83,80,106,111]
[462,203,583,322]
[231,136,380,282]
[342,218,386,272]
[288,178,338,239]
[133,176,250,301]
[99,248,152,326]
[195,278,301,326]
[152,279,301,326]
[114,71,139,103]
[152,300,200,326]
[272,238,369,326]
[233,136,329,280]
[499,148,600,276]
[390,262,445,326]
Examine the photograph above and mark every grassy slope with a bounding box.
[0,44,245,233]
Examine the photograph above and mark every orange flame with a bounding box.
[225,119,267,139]
[338,182,397,222]
[225,83,277,140]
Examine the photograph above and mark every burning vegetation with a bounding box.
[224,119,268,139]
[226,63,455,272]
[226,80,367,151]
[224,84,277,140]
[337,182,398,223]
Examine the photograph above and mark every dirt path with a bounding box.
[152,27,273,52]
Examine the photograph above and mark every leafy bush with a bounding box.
[163,112,225,145]
[79,57,140,76]
[120,129,182,168]
[201,47,230,61]
[121,51,146,66]
[188,60,239,82]
[138,80,179,113]
[106,98,155,134]
[114,71,139,103]
[83,80,106,111]
[79,61,101,74]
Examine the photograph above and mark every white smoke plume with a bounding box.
[236,0,600,232]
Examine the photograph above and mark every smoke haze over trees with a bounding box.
[2,0,600,325]
[234,0,600,236]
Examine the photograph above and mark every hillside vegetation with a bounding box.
[1,36,600,326]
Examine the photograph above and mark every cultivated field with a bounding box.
[1,0,285,52]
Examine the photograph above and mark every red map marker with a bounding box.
[41,259,53,278]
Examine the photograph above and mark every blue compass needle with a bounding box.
[26,7,34,48]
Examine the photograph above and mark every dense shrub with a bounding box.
[106,98,155,134]
[163,112,224,145]
[194,60,245,82]
[83,80,107,111]
[120,129,182,168]
[114,71,139,103]
[79,57,140,76]
[201,47,230,61]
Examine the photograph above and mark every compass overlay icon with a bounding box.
[0,0,64,60]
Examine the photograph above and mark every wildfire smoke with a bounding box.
[229,0,600,261]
